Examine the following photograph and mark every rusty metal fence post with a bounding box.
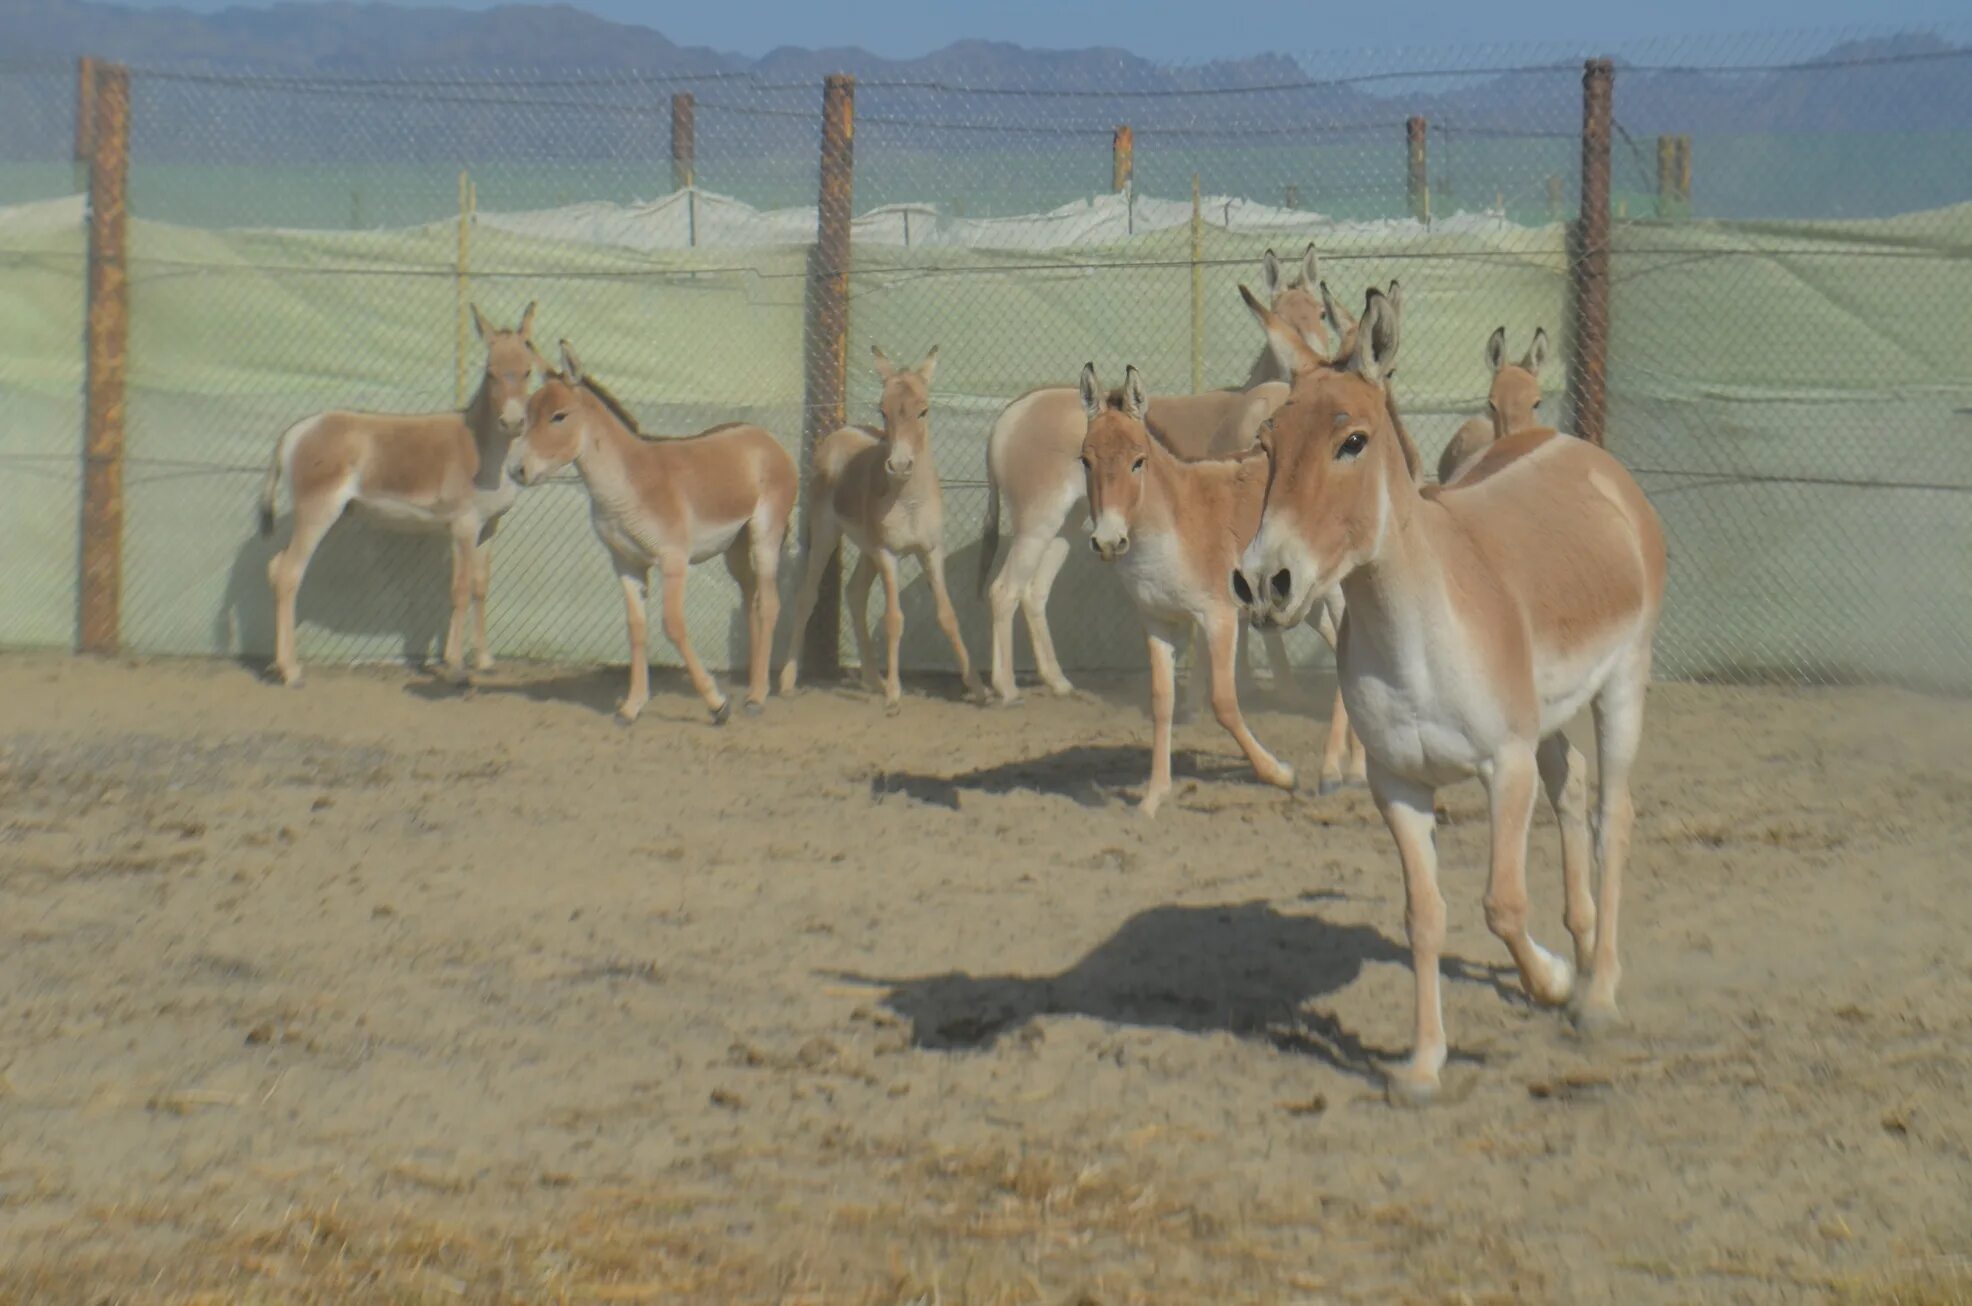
[1568,58,1613,447]
[1406,116,1429,222]
[1674,134,1692,216]
[79,61,130,655]
[671,91,697,246]
[799,73,854,675]
[72,56,97,192]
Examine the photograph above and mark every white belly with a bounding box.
[688,516,747,565]
[351,496,453,533]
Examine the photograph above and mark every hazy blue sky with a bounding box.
[113,0,1969,62]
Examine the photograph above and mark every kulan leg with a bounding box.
[1482,743,1576,1008]
[1020,535,1074,697]
[875,550,906,712]
[1205,612,1295,792]
[741,523,781,711]
[846,553,881,693]
[660,560,729,723]
[265,492,345,688]
[778,512,841,696]
[470,529,496,673]
[1140,623,1181,817]
[987,530,1049,704]
[923,544,982,700]
[1577,650,1651,1033]
[613,560,652,725]
[1371,764,1450,1106]
[438,520,476,681]
[1537,732,1597,976]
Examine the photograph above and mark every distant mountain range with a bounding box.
[3,0,1967,138]
[2,0,1968,225]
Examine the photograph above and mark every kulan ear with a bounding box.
[1346,295,1385,385]
[516,301,537,341]
[1485,325,1507,374]
[1121,365,1149,422]
[871,343,897,383]
[916,345,939,385]
[1261,248,1284,301]
[470,303,493,342]
[1079,362,1103,423]
[1319,280,1356,348]
[1240,283,1324,380]
[1366,282,1402,374]
[1524,327,1550,377]
[559,339,585,386]
[1298,243,1320,290]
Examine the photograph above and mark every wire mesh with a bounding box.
[0,29,1968,689]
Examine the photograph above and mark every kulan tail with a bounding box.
[259,418,308,536]
[975,454,1001,600]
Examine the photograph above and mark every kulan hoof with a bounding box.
[742,700,765,717]
[267,663,304,689]
[883,700,903,718]
[1383,1068,1444,1109]
[710,699,732,726]
[1569,997,1623,1040]
[1317,774,1346,797]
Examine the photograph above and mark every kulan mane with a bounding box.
[579,374,644,436]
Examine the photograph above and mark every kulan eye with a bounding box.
[551,411,569,424]
[918,407,929,419]
[1079,455,1092,469]
[1336,431,1368,460]
[1130,457,1145,473]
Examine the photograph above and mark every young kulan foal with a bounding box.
[780,346,982,712]
[1079,364,1296,817]
[977,246,1333,706]
[1235,288,1666,1104]
[258,302,542,687]
[1437,326,1549,485]
[508,342,796,724]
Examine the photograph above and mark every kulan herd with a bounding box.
[257,246,1663,1104]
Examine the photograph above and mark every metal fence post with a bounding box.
[672,91,697,247]
[73,56,97,193]
[1406,116,1429,222]
[1675,134,1692,216]
[1569,57,1613,447]
[1111,125,1133,193]
[1656,134,1675,218]
[671,92,695,191]
[1189,174,1204,396]
[79,61,129,655]
[454,170,474,408]
[799,73,854,676]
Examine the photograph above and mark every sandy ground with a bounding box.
[1,651,1969,1304]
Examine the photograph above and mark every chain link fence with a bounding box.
[1,31,1968,688]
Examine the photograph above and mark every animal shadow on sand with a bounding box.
[871,745,1253,810]
[219,522,451,676]
[840,899,1503,1083]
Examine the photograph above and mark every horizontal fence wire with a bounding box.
[0,28,1968,688]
